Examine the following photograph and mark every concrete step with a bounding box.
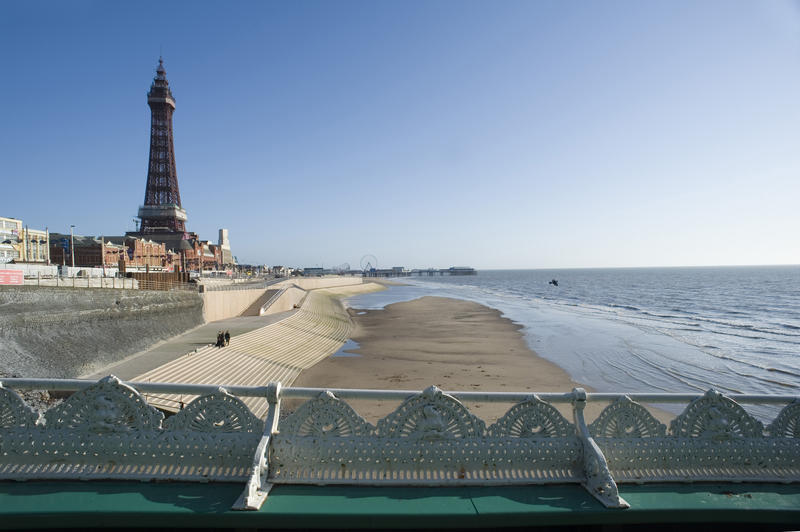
[135,290,354,417]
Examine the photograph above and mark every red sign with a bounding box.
[0,270,24,285]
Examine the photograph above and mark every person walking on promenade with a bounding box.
[216,331,224,348]
[224,330,231,346]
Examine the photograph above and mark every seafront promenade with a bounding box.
[96,282,385,417]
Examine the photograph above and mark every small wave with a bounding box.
[733,368,800,389]
[610,304,640,312]
[624,344,723,382]
[762,378,799,389]
[693,316,800,338]
[661,366,721,392]
[642,311,686,319]
[767,367,800,378]
[710,330,766,341]
[779,322,800,331]
[603,358,673,392]
[700,350,771,371]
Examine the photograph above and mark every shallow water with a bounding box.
[331,339,362,357]
[345,267,800,417]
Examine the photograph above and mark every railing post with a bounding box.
[572,387,629,509]
[234,381,282,511]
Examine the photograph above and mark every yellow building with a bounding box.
[22,228,50,263]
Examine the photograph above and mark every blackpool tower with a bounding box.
[136,58,188,234]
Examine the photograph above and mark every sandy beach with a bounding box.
[291,295,593,423]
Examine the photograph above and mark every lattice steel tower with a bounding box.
[137,58,188,234]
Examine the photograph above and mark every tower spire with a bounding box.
[137,57,187,234]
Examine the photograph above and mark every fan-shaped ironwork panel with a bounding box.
[670,389,762,438]
[164,388,262,433]
[43,376,163,432]
[0,385,38,428]
[767,401,800,438]
[280,391,373,437]
[375,386,485,439]
[589,396,666,438]
[488,395,573,438]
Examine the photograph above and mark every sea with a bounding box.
[344,266,800,415]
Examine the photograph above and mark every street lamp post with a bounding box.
[101,236,106,277]
[69,225,75,269]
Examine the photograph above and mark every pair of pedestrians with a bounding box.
[216,330,230,348]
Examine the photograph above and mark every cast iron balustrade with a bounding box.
[1,376,798,511]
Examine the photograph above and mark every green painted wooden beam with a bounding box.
[0,482,799,529]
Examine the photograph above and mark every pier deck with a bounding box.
[0,482,797,530]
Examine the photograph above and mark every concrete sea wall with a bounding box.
[201,278,366,320]
[200,288,267,322]
[283,277,365,290]
[0,286,204,379]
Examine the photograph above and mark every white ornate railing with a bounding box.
[1,376,799,511]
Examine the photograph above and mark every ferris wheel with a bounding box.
[360,254,378,272]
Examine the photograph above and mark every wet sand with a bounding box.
[291,296,596,423]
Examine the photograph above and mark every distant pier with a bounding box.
[364,266,477,278]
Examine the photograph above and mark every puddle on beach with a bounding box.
[356,311,367,315]
[332,339,362,357]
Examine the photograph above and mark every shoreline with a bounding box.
[290,295,594,422]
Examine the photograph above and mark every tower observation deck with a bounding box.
[137,58,187,234]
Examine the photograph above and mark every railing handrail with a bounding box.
[137,280,197,292]
[201,279,280,292]
[2,377,798,405]
[259,287,286,314]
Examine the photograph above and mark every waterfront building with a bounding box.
[271,266,289,277]
[107,236,177,271]
[49,233,176,270]
[0,217,22,264]
[49,233,103,267]
[0,217,50,264]
[21,228,50,263]
[219,229,234,267]
[199,240,222,271]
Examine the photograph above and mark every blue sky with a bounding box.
[1,1,799,269]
